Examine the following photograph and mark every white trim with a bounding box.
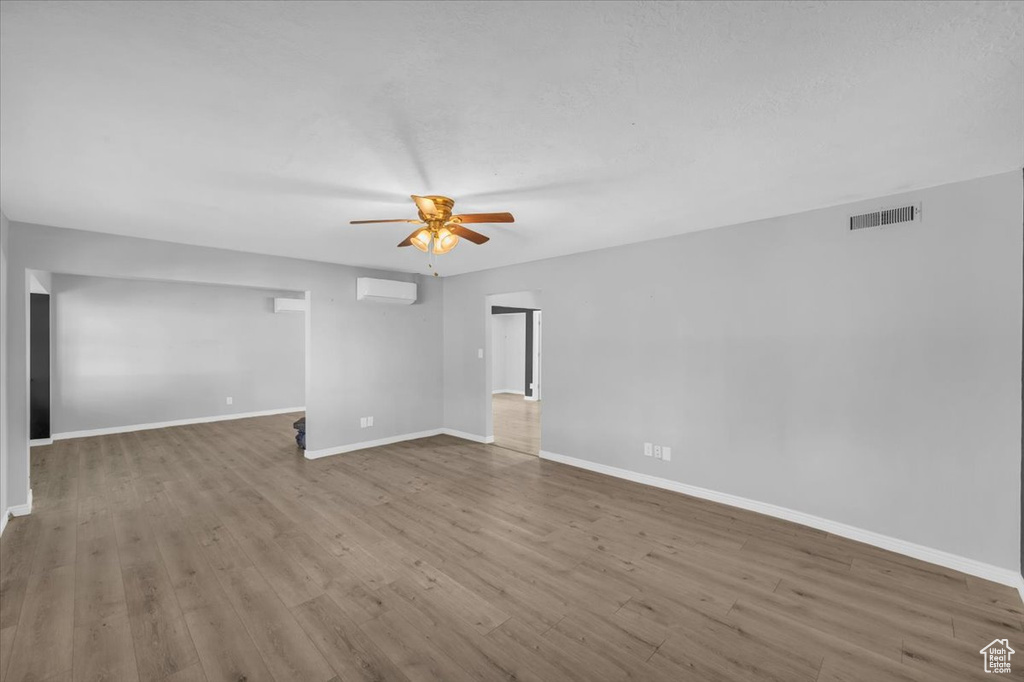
[7,489,33,518]
[52,407,306,440]
[304,427,497,460]
[440,428,494,444]
[30,438,53,447]
[524,396,539,402]
[2,490,35,536]
[1015,574,1024,608]
[540,450,1022,590]
[304,429,444,459]
[491,389,525,395]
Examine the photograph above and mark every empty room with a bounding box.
[1,1,1022,681]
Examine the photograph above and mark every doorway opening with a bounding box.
[487,291,541,456]
[29,272,52,446]
[32,273,308,450]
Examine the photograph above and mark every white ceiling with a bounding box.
[1,1,1022,276]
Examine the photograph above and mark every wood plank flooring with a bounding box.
[492,393,541,456]
[1,412,1020,681]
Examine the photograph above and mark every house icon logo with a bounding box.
[980,639,1014,673]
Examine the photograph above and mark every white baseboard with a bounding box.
[492,389,525,395]
[524,396,539,402]
[1,490,35,536]
[304,427,497,460]
[52,407,306,440]
[10,490,32,517]
[305,429,444,459]
[539,450,1022,590]
[30,438,53,447]
[440,428,494,444]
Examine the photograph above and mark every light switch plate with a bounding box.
[662,446,672,462]
[360,417,368,428]
[367,416,374,427]
[644,442,653,457]
[478,348,484,359]
[226,397,233,405]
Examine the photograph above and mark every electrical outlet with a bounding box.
[367,416,374,427]
[644,442,653,457]
[360,417,368,428]
[662,446,672,462]
[225,397,233,405]
[654,445,663,459]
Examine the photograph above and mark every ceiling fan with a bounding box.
[351,195,514,271]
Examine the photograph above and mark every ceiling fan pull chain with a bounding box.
[427,236,439,276]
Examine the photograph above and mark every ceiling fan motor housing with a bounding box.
[418,195,455,223]
[350,194,508,253]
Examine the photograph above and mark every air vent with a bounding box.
[849,204,919,231]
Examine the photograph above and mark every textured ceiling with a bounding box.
[1,1,1022,276]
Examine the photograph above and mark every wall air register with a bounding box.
[849,204,920,231]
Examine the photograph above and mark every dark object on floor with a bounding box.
[293,417,306,449]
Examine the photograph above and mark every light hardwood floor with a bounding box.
[492,393,541,456]
[1,413,1020,681]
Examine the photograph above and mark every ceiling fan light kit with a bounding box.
[409,229,432,252]
[351,194,515,275]
[432,226,459,255]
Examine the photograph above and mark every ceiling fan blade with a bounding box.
[350,219,421,224]
[450,225,490,245]
[397,227,424,247]
[411,195,438,217]
[451,212,515,224]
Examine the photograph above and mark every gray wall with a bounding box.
[443,171,1024,571]
[51,274,305,434]
[1,210,9,518]
[491,313,526,393]
[4,172,1021,571]
[490,291,542,310]
[4,223,444,509]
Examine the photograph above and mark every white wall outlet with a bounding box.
[367,416,374,427]
[225,396,233,405]
[478,348,484,359]
[360,417,368,428]
[654,445,663,459]
[644,442,653,457]
[662,446,672,462]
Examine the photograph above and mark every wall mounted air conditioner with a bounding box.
[274,297,307,313]
[356,277,417,305]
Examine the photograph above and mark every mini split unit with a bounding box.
[356,277,417,305]
[273,297,307,313]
